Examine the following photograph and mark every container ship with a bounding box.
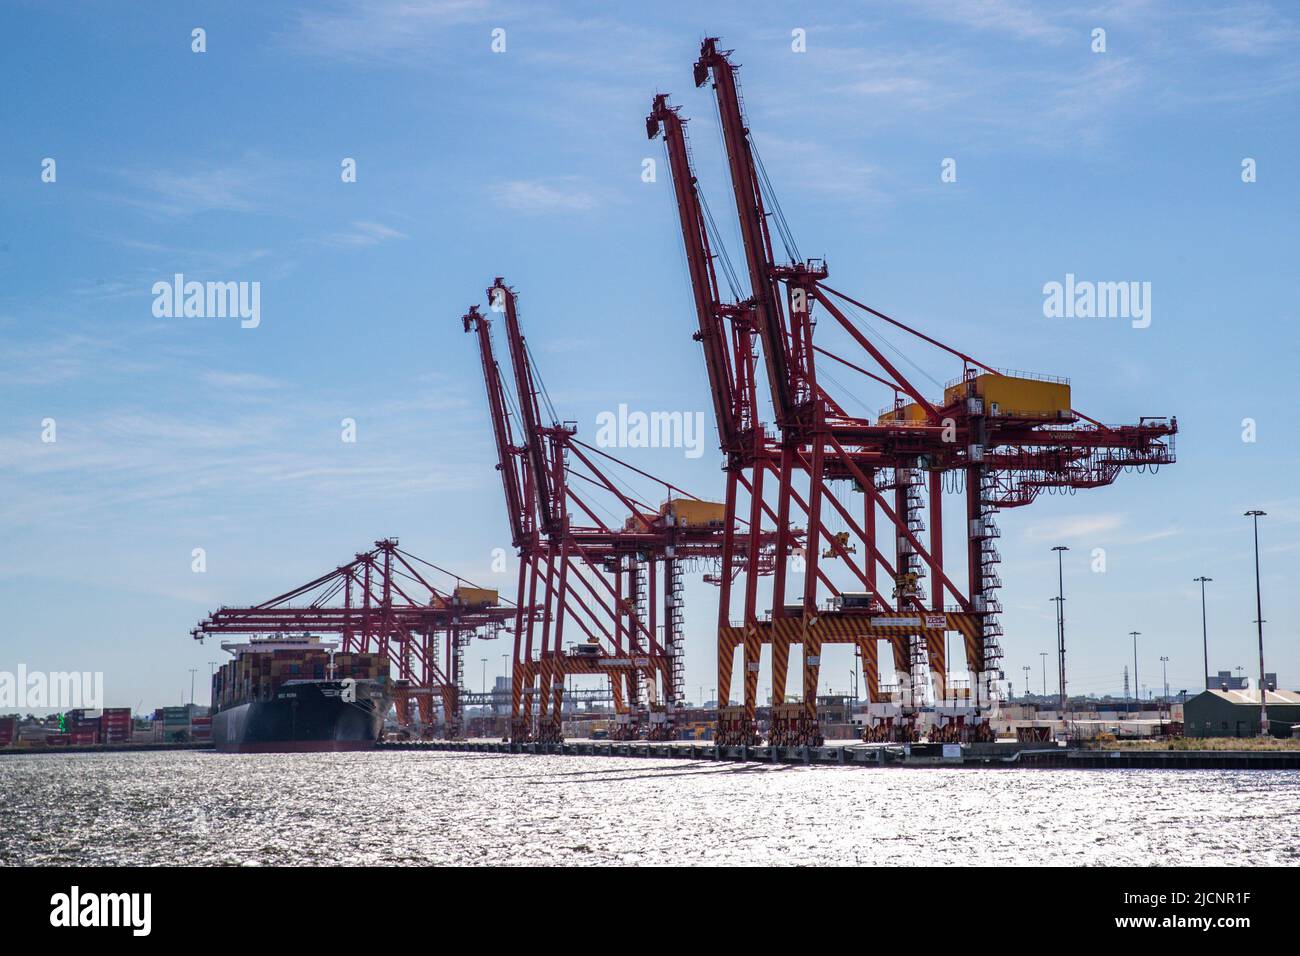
[210,636,391,753]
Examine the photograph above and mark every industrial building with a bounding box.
[1184,689,1300,738]
[1205,670,1277,691]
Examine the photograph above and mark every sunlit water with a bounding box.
[2,751,1297,866]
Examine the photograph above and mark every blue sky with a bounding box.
[2,0,1297,713]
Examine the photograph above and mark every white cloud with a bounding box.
[122,164,266,217]
[754,134,885,203]
[0,331,155,388]
[320,220,409,248]
[290,0,495,62]
[1023,513,1125,542]
[908,0,1073,43]
[0,395,478,532]
[490,177,599,213]
[199,370,282,392]
[1203,2,1299,55]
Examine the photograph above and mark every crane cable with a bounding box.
[700,189,743,301]
[524,340,561,427]
[749,135,801,264]
[836,296,946,393]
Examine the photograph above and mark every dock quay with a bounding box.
[375,739,1300,770]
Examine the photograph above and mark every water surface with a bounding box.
[2,751,1296,866]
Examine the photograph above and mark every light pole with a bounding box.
[1164,658,1175,723]
[1052,546,1069,719]
[852,645,861,702]
[1022,665,1031,701]
[1194,576,1212,690]
[1245,510,1268,736]
[1039,651,1048,696]
[481,657,487,694]
[1129,631,1140,719]
[188,668,197,739]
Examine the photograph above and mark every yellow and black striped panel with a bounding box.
[743,624,762,719]
[802,618,822,718]
[771,623,791,704]
[716,626,739,706]
[555,657,644,675]
[722,612,982,644]
[858,639,880,702]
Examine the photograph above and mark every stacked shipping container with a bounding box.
[211,648,388,712]
[102,707,131,744]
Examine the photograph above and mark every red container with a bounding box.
[46,734,71,746]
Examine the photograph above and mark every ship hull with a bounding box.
[212,679,389,754]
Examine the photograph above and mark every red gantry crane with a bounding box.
[467,293,643,741]
[465,278,785,744]
[191,539,514,739]
[649,39,1177,746]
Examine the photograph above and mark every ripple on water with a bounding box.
[1,752,1297,866]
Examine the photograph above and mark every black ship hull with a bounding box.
[212,679,390,753]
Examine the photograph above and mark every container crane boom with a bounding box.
[646,93,745,460]
[463,305,532,549]
[492,277,559,537]
[695,37,800,428]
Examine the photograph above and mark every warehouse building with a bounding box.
[1183,688,1300,738]
[1205,670,1277,691]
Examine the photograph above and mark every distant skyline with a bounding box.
[1,1,1297,712]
